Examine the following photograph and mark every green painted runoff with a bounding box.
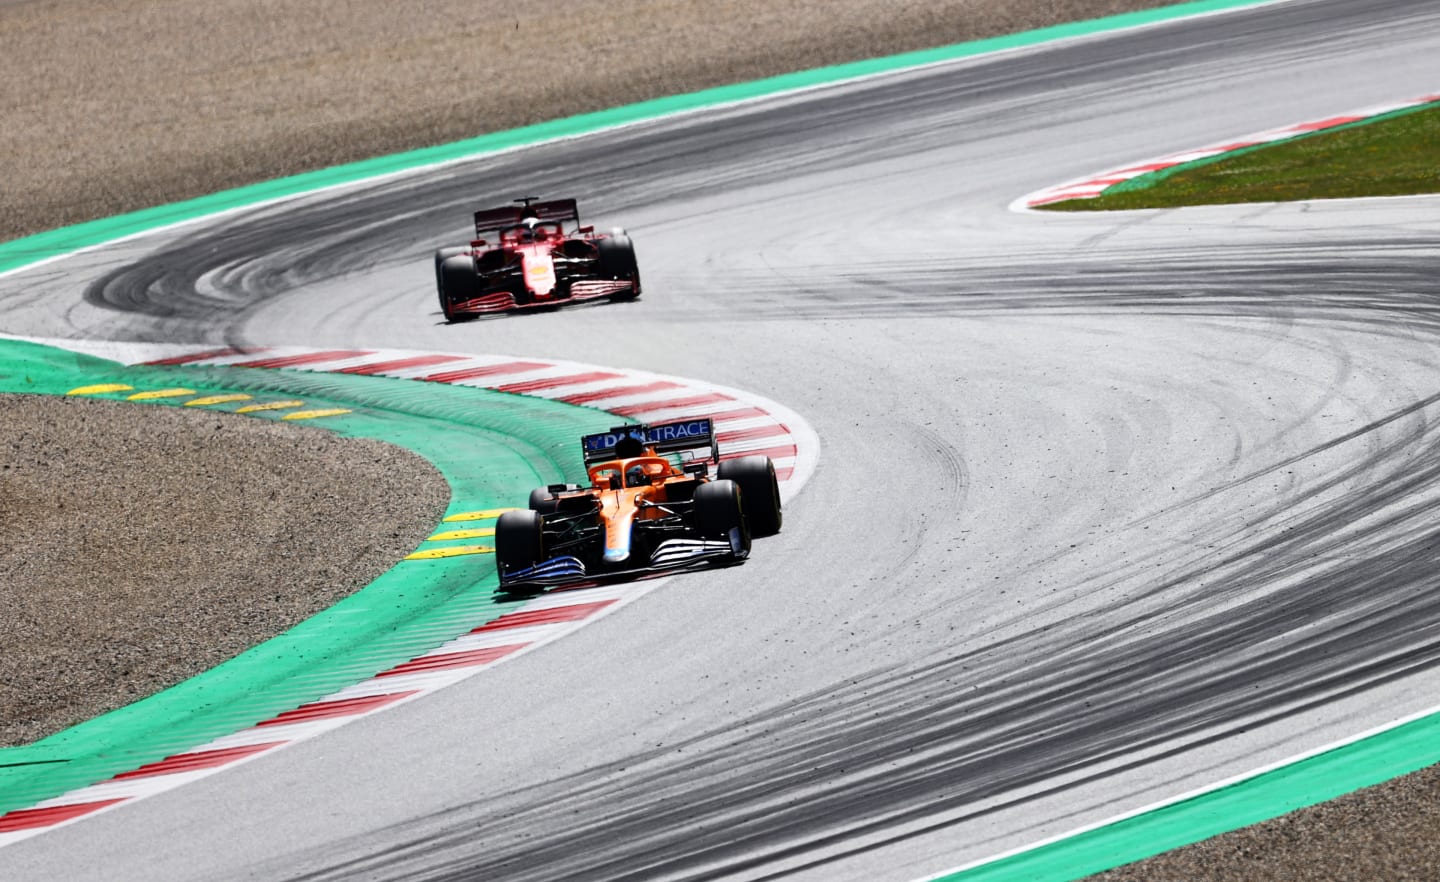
[0,338,614,815]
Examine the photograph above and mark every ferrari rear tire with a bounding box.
[694,479,750,559]
[718,455,783,537]
[597,234,641,302]
[439,254,481,322]
[495,509,545,579]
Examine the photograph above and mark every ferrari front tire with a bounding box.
[439,254,481,322]
[597,235,641,302]
[433,247,467,288]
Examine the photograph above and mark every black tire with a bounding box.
[495,509,545,579]
[718,455,783,538]
[693,479,750,559]
[509,276,533,306]
[597,234,641,301]
[439,254,481,322]
[433,247,467,288]
[528,487,559,515]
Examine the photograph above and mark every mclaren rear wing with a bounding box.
[473,198,581,237]
[581,418,718,466]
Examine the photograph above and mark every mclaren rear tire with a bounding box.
[718,455,783,538]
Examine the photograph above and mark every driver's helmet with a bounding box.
[626,465,650,487]
[614,436,645,458]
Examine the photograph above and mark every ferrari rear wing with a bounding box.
[473,198,581,237]
[582,418,718,465]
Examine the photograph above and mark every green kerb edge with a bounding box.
[0,337,612,815]
[0,0,1274,277]
[1102,99,1440,197]
[936,710,1440,881]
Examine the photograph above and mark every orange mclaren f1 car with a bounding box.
[434,196,640,320]
[494,418,782,592]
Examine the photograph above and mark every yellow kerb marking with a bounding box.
[235,400,306,413]
[443,508,516,522]
[427,527,496,541]
[67,383,133,396]
[184,394,253,407]
[127,388,196,400]
[281,408,351,421]
[405,545,494,560]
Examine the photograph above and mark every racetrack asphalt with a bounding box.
[5,0,1440,880]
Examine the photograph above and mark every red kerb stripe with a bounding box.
[378,644,527,677]
[557,381,684,405]
[232,350,373,369]
[611,392,732,417]
[140,347,262,366]
[421,361,552,383]
[721,444,797,462]
[718,423,789,445]
[1111,162,1174,175]
[256,691,418,727]
[113,742,287,780]
[472,600,616,633]
[631,405,766,424]
[495,371,625,394]
[1293,115,1364,131]
[337,354,467,375]
[0,799,128,833]
[706,406,770,423]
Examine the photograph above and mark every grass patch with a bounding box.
[1046,101,1440,210]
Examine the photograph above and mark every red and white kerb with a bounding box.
[1016,93,1440,209]
[136,346,815,489]
[0,586,642,845]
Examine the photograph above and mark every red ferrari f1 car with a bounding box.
[434,197,640,320]
[494,418,782,593]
